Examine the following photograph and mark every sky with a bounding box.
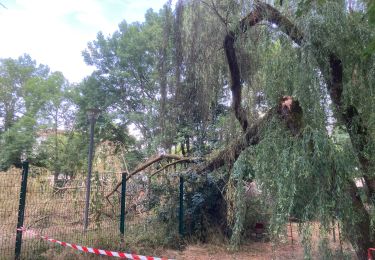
[0,0,169,83]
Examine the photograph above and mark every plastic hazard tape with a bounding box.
[369,248,375,260]
[17,227,174,260]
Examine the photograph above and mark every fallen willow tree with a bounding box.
[106,1,374,259]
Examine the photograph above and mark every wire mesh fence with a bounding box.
[0,167,22,259]
[0,163,183,259]
[0,164,123,259]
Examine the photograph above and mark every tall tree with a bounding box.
[0,55,50,169]
[0,55,74,171]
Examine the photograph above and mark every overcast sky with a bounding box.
[0,0,169,83]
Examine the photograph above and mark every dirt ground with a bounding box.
[164,243,305,260]
[162,223,356,260]
[164,241,352,260]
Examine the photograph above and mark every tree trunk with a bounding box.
[318,53,375,203]
[342,181,372,260]
[224,32,249,132]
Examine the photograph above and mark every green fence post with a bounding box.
[120,172,127,241]
[179,176,184,238]
[15,161,29,260]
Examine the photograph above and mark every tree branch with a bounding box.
[224,31,249,132]
[196,96,303,174]
[195,111,269,174]
[199,0,228,26]
[106,154,200,199]
[150,158,197,177]
[239,1,303,45]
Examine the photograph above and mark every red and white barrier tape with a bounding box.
[369,248,375,260]
[17,227,174,260]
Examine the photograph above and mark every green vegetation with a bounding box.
[1,0,375,259]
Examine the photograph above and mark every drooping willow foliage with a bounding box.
[229,149,254,249]
[297,0,375,138]
[255,124,356,221]
[225,0,375,255]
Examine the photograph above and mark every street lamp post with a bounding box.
[83,108,100,232]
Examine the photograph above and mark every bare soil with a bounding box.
[162,223,355,260]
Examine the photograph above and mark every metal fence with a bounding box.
[0,162,123,259]
[0,167,22,259]
[0,162,183,259]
